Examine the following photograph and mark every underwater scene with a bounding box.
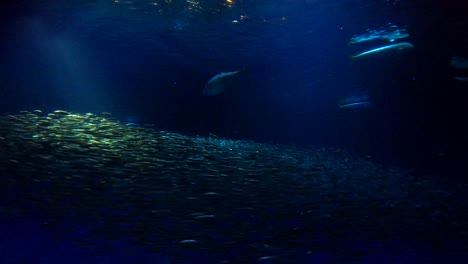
[0,0,467,263]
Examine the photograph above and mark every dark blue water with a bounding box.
[1,0,467,263]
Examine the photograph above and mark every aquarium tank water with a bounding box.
[0,0,467,263]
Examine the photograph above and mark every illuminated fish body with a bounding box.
[338,93,372,109]
[338,101,372,109]
[349,25,409,44]
[351,42,414,59]
[203,66,246,96]
[385,30,409,42]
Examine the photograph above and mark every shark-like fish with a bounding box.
[203,66,246,96]
[351,42,414,59]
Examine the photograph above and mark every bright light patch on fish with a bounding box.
[179,239,199,244]
[258,256,276,261]
[351,42,414,59]
[225,0,233,8]
[338,92,372,109]
[232,15,248,24]
[194,214,216,219]
[204,192,220,195]
[338,101,372,109]
[350,23,409,44]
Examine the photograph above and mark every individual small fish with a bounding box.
[203,66,246,96]
[194,214,216,219]
[351,42,414,59]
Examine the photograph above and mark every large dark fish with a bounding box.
[202,66,246,96]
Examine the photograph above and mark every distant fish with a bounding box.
[455,76,468,82]
[351,42,414,59]
[203,66,246,96]
[338,94,372,109]
[451,57,468,69]
[338,101,372,109]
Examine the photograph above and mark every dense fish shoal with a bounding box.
[0,110,466,263]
